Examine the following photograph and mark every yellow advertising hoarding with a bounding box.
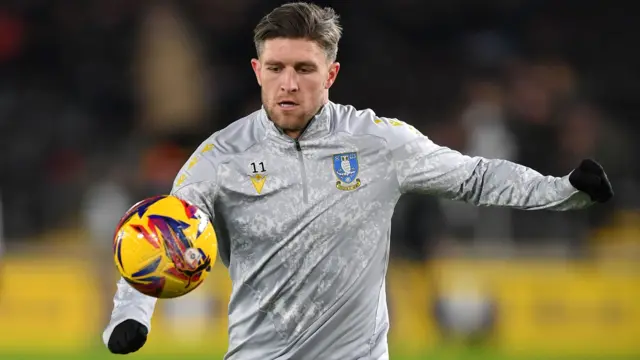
[0,257,101,352]
[428,260,640,356]
[0,255,639,357]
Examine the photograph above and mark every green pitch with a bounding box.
[2,349,638,360]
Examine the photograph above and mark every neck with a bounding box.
[282,100,329,140]
[285,129,303,139]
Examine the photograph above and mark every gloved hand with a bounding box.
[107,319,148,354]
[569,159,613,203]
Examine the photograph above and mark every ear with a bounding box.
[251,58,262,86]
[325,62,340,89]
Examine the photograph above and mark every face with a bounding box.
[251,38,340,135]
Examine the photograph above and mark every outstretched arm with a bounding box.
[379,118,611,209]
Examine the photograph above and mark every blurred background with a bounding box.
[0,0,639,359]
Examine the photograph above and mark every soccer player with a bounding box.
[104,3,613,359]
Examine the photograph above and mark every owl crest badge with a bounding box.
[333,152,361,191]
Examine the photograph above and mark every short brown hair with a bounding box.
[253,2,342,62]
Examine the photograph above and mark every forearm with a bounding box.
[458,157,593,210]
[102,277,157,346]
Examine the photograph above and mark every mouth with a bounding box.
[278,101,298,109]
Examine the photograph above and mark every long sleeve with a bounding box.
[102,278,158,345]
[102,139,219,346]
[384,118,593,210]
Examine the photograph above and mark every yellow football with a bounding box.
[112,195,217,298]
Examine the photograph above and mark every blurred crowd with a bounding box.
[1,0,639,258]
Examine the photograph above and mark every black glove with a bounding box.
[107,319,148,354]
[569,159,613,203]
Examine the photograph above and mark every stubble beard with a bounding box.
[262,91,326,134]
[264,98,316,133]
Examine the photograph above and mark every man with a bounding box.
[104,3,613,359]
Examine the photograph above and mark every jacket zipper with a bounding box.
[294,139,309,203]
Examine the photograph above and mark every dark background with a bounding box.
[1,0,638,258]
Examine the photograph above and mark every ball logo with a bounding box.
[184,248,202,269]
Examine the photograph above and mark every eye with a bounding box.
[267,66,281,73]
[298,67,315,74]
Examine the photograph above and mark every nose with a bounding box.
[280,68,299,93]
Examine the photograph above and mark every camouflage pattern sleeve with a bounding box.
[170,140,219,221]
[379,117,593,210]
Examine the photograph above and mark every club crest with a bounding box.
[333,152,361,191]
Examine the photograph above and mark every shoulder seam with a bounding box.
[210,118,269,157]
[172,154,220,208]
[333,129,389,148]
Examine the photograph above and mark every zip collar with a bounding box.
[260,102,333,143]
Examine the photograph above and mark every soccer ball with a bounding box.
[112,195,217,299]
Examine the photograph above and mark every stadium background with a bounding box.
[0,1,639,359]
